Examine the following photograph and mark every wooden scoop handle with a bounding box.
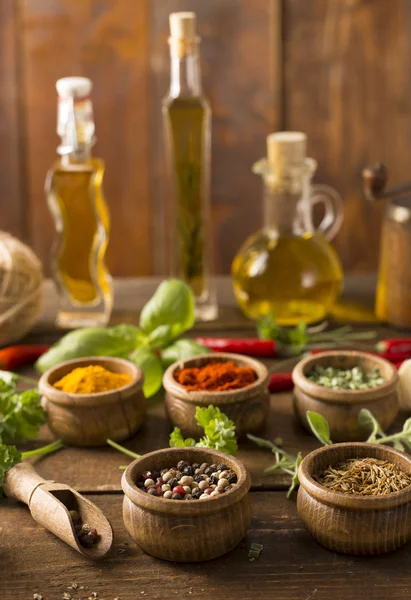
[4,462,50,505]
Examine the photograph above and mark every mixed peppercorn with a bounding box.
[137,460,238,500]
[69,510,99,548]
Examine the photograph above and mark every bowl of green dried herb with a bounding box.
[297,441,411,555]
[292,351,399,442]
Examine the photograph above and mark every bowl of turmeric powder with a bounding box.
[163,352,269,438]
[39,357,146,446]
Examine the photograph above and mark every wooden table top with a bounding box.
[3,276,410,600]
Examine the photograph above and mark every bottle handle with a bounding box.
[310,184,344,241]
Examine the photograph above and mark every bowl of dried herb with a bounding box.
[292,350,399,442]
[297,441,411,555]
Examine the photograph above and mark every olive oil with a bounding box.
[45,77,112,328]
[163,11,217,321]
[232,132,343,325]
[232,231,343,325]
[164,97,209,297]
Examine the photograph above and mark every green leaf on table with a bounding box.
[146,325,175,350]
[256,314,308,353]
[36,324,144,373]
[0,371,19,387]
[140,279,195,341]
[0,442,21,497]
[0,388,45,443]
[169,427,196,448]
[287,452,302,499]
[168,405,238,455]
[128,347,164,399]
[358,408,385,443]
[306,411,332,445]
[160,338,210,368]
[196,406,238,455]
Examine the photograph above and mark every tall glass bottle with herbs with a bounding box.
[163,12,218,321]
[45,77,113,328]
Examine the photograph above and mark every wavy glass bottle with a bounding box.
[232,132,344,325]
[45,77,113,328]
[163,12,218,321]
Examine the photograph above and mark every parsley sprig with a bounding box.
[0,370,45,442]
[0,438,63,496]
[170,405,238,455]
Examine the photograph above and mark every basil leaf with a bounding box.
[140,279,195,340]
[128,347,164,398]
[306,411,332,445]
[160,339,210,368]
[146,325,175,350]
[358,408,385,442]
[36,324,143,373]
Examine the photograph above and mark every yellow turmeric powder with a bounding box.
[54,365,132,394]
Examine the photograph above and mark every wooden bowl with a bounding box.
[163,353,270,438]
[39,357,146,447]
[297,442,411,555]
[292,351,398,442]
[121,447,251,562]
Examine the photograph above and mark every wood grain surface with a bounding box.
[4,277,411,598]
[3,492,411,600]
[4,1,411,275]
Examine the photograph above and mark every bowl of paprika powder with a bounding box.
[163,352,269,438]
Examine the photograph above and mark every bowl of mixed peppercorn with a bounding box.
[121,447,251,562]
[297,441,411,555]
[163,352,269,438]
[292,350,399,442]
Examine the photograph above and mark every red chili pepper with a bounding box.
[377,339,411,355]
[0,345,50,370]
[269,373,294,392]
[196,337,277,357]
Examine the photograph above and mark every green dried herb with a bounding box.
[307,365,385,390]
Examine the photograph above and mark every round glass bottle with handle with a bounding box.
[232,132,344,325]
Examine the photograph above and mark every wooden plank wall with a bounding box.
[0,0,410,276]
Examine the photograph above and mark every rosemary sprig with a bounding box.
[248,409,411,498]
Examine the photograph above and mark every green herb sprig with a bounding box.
[0,438,63,496]
[0,371,45,443]
[248,409,411,498]
[108,404,238,470]
[170,405,238,455]
[257,314,377,356]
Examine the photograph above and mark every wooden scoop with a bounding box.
[4,462,113,559]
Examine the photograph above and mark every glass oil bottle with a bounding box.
[163,12,218,321]
[232,132,344,325]
[45,77,113,328]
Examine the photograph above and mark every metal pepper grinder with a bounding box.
[363,164,411,328]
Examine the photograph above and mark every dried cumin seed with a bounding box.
[314,457,411,496]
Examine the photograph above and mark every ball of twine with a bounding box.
[0,232,43,346]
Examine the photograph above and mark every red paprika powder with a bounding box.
[174,360,257,392]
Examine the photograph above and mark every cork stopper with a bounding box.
[56,77,92,100]
[267,132,307,170]
[169,12,197,40]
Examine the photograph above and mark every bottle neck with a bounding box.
[263,176,314,236]
[169,43,202,97]
[57,95,95,163]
